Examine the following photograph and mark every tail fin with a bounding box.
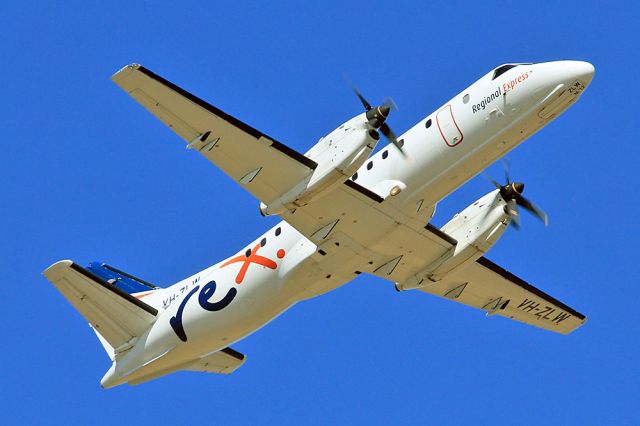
[44,260,161,358]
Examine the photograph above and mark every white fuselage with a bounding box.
[101,60,594,387]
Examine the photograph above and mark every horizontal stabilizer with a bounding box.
[184,347,246,374]
[127,347,246,386]
[43,260,159,356]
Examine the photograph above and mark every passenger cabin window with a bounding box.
[382,150,388,159]
[492,64,518,80]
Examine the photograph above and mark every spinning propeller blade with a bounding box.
[350,83,406,156]
[503,158,511,185]
[350,83,372,111]
[517,195,549,226]
[486,163,548,229]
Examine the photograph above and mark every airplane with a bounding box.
[44,60,594,388]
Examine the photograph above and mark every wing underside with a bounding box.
[111,64,450,276]
[413,256,586,334]
[112,64,317,205]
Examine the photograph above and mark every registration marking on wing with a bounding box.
[517,298,572,324]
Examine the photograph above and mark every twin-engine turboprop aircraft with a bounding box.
[44,60,594,388]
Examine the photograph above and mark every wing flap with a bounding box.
[43,260,158,353]
[416,256,586,334]
[112,64,316,205]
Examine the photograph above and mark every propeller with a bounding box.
[486,161,548,229]
[351,84,406,156]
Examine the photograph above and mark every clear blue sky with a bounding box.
[1,1,637,424]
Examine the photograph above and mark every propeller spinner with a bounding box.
[488,163,548,229]
[351,84,406,156]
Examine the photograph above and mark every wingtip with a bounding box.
[111,63,142,80]
[42,259,74,279]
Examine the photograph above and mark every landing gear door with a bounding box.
[436,104,464,147]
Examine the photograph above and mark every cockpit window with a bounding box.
[492,64,518,80]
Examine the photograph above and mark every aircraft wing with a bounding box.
[44,260,158,354]
[289,184,586,334]
[111,64,454,284]
[386,256,586,334]
[288,186,585,334]
[112,64,317,205]
[111,65,584,335]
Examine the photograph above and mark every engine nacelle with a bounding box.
[260,113,379,216]
[400,189,511,290]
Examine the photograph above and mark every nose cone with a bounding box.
[378,104,391,118]
[513,182,525,195]
[499,181,525,201]
[547,60,595,88]
[533,60,595,107]
[366,104,390,128]
[565,60,595,86]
